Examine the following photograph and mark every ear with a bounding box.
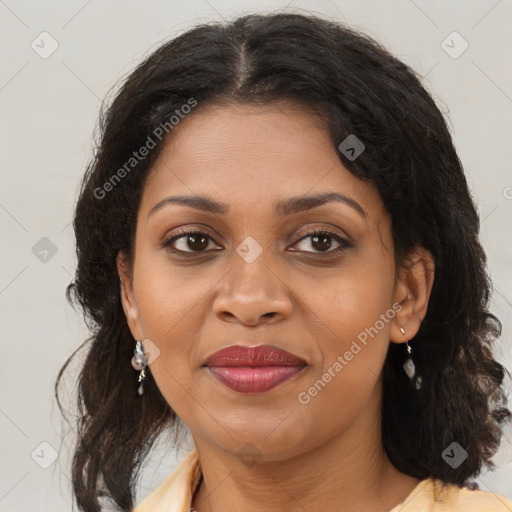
[390,246,435,344]
[117,251,142,341]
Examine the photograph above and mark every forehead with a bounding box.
[140,101,385,221]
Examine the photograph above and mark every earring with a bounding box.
[131,340,147,396]
[401,328,422,390]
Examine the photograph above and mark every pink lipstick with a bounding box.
[204,345,306,394]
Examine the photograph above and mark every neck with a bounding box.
[191,384,421,512]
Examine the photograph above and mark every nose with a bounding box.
[212,250,293,326]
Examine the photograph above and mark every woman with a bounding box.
[55,12,512,512]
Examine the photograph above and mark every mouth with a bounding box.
[203,344,307,394]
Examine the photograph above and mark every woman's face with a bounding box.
[119,101,415,461]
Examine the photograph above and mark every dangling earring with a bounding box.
[131,340,147,396]
[401,327,422,390]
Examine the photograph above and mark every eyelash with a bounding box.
[162,227,352,256]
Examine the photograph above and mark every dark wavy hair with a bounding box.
[55,11,511,511]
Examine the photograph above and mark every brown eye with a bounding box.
[163,230,219,253]
[291,230,351,254]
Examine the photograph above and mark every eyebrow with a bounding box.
[148,191,367,219]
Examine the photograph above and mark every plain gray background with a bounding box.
[1,0,511,510]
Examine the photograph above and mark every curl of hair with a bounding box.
[55,12,511,511]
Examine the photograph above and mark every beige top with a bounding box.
[133,449,512,511]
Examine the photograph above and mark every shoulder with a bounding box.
[133,449,201,512]
[392,477,512,511]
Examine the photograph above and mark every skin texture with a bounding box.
[118,101,435,512]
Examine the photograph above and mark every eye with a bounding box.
[290,230,351,255]
[162,227,352,256]
[162,229,220,253]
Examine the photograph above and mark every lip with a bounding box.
[204,345,307,394]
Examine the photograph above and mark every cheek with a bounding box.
[131,256,203,383]
[312,256,395,341]
[305,254,395,393]
[293,286,392,445]
[133,250,208,337]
